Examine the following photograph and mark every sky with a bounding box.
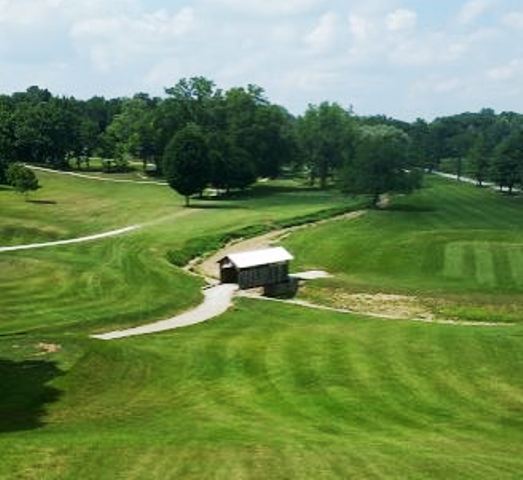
[1,0,523,120]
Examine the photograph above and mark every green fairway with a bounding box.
[0,171,361,334]
[285,176,523,323]
[0,300,521,479]
[1,172,522,479]
[0,170,176,246]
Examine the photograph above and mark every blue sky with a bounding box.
[1,0,523,120]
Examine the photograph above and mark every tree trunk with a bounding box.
[373,192,380,208]
[185,196,190,207]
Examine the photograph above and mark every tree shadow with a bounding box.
[27,200,57,205]
[0,358,63,433]
[0,185,12,192]
[385,204,436,213]
[189,203,243,210]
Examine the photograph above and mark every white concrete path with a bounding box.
[434,171,520,192]
[0,225,141,253]
[29,165,168,186]
[92,284,239,340]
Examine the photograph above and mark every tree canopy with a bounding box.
[341,125,422,205]
[163,124,211,206]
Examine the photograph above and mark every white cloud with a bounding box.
[305,12,339,52]
[348,14,374,42]
[70,7,197,72]
[386,9,417,32]
[0,0,64,25]
[212,0,323,16]
[502,11,523,29]
[487,59,523,81]
[458,0,493,25]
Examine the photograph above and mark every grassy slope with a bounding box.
[1,173,522,479]
[0,173,360,334]
[0,300,521,479]
[285,177,523,323]
[0,171,176,246]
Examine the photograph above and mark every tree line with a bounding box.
[0,79,522,203]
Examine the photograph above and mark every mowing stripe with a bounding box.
[507,247,523,287]
[474,243,496,287]
[443,242,465,279]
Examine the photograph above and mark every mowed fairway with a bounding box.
[0,300,521,479]
[0,171,361,334]
[285,176,523,323]
[1,172,522,479]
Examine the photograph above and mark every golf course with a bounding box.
[0,168,522,479]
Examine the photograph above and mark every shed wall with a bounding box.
[237,262,289,289]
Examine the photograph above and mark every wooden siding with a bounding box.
[237,262,289,289]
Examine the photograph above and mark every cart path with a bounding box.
[92,284,239,340]
[196,210,366,278]
[0,225,141,253]
[29,165,168,186]
[433,171,520,192]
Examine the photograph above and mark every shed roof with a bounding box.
[220,247,294,270]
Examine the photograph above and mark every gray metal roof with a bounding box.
[220,247,294,269]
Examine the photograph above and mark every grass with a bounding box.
[0,171,361,335]
[284,176,523,323]
[0,170,176,246]
[1,171,522,478]
[0,299,521,479]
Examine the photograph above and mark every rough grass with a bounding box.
[0,300,521,479]
[284,176,523,323]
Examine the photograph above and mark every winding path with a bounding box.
[92,284,238,340]
[0,225,141,253]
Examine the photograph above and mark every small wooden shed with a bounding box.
[218,247,294,290]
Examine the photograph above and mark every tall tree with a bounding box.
[341,125,421,206]
[297,102,354,188]
[468,134,491,186]
[163,124,211,206]
[492,131,523,194]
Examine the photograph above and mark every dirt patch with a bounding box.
[37,343,61,354]
[377,194,391,209]
[324,291,434,320]
[196,210,365,279]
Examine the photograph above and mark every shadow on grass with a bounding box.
[27,200,57,205]
[189,203,244,210]
[0,185,12,192]
[386,204,436,213]
[0,358,62,433]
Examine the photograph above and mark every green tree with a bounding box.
[341,125,421,206]
[492,132,523,194]
[163,124,210,206]
[297,102,354,188]
[6,163,40,199]
[468,134,491,186]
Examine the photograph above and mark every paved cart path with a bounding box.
[29,165,168,185]
[92,284,238,340]
[434,171,520,192]
[0,225,141,253]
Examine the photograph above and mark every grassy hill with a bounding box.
[285,176,523,323]
[0,300,521,479]
[0,172,361,334]
[0,171,522,479]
